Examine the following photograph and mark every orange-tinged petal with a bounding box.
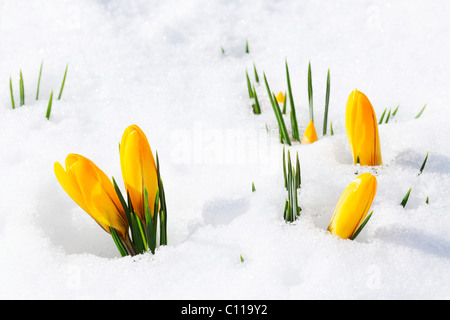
[120,125,158,221]
[345,89,382,166]
[327,173,377,239]
[276,92,285,104]
[301,120,318,144]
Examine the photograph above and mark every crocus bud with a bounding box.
[54,154,129,239]
[327,173,377,239]
[120,125,158,222]
[276,92,285,104]
[345,89,382,166]
[301,120,318,144]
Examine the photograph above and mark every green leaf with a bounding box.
[252,182,256,192]
[36,60,43,100]
[419,152,429,175]
[351,211,373,241]
[156,152,168,246]
[245,39,249,54]
[308,61,314,122]
[415,104,427,119]
[9,77,15,110]
[330,122,334,136]
[401,188,412,208]
[426,196,429,205]
[145,188,157,254]
[109,227,129,257]
[58,64,69,100]
[323,69,330,135]
[240,254,245,263]
[45,90,54,120]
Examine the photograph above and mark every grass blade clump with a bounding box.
[323,69,330,135]
[283,147,301,222]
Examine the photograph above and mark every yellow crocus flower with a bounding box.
[345,89,382,166]
[301,120,318,144]
[54,154,129,239]
[327,173,377,240]
[120,125,158,222]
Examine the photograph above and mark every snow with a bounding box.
[1,0,450,299]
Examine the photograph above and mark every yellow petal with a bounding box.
[120,125,158,221]
[301,120,318,144]
[327,173,377,239]
[55,154,128,238]
[345,89,382,166]
[276,92,285,104]
[75,157,128,237]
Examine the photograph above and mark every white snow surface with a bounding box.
[1,0,450,299]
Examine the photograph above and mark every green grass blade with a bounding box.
[36,60,43,100]
[252,182,256,192]
[378,108,387,124]
[240,255,245,263]
[45,90,54,120]
[58,64,68,100]
[323,69,330,135]
[286,60,299,140]
[283,147,287,189]
[351,211,373,240]
[295,152,301,189]
[112,177,132,224]
[308,61,314,122]
[330,122,334,136]
[9,77,15,109]
[282,91,287,115]
[426,196,429,204]
[264,73,291,145]
[392,104,399,117]
[19,70,25,106]
[419,152,429,175]
[401,188,412,208]
[253,63,259,83]
[246,70,253,99]
[385,109,392,124]
[415,104,427,119]
[252,85,261,114]
[245,39,249,53]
